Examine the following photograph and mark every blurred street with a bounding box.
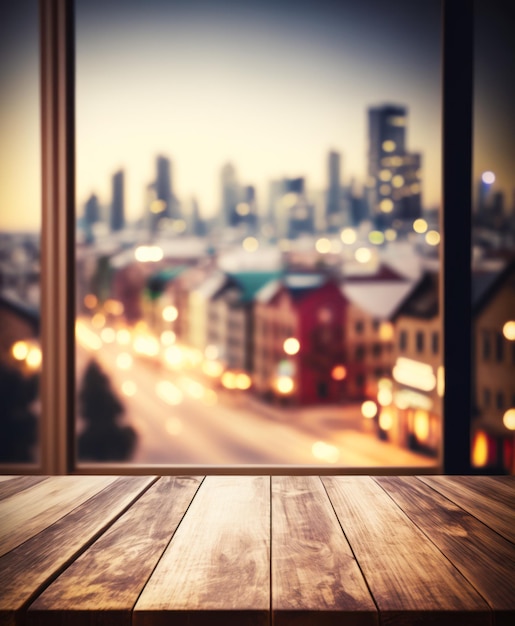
[76,317,435,467]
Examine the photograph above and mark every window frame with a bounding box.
[1,0,472,475]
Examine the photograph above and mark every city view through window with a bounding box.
[1,0,514,470]
[74,0,443,466]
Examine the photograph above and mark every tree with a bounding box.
[0,362,38,463]
[78,359,137,461]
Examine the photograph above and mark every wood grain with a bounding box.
[0,477,47,502]
[322,476,491,626]
[0,475,117,557]
[376,476,515,625]
[272,475,377,626]
[0,476,155,626]
[419,475,515,543]
[133,475,270,626]
[27,476,202,626]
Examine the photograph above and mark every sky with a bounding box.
[0,0,513,230]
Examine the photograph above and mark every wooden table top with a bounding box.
[0,474,513,626]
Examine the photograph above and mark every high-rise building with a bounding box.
[110,170,125,232]
[83,194,101,243]
[220,163,241,228]
[368,104,421,227]
[326,150,342,232]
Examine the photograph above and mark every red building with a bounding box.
[254,272,348,405]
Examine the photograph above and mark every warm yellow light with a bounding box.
[379,322,394,341]
[150,199,166,214]
[502,321,515,341]
[160,330,176,345]
[283,337,300,356]
[503,409,515,431]
[236,372,252,390]
[116,353,133,370]
[413,218,428,234]
[156,380,183,405]
[91,313,106,329]
[183,378,205,399]
[437,365,445,397]
[392,175,404,188]
[331,365,347,381]
[202,360,224,378]
[242,236,259,252]
[472,431,489,467]
[276,376,294,394]
[355,247,372,263]
[236,202,250,216]
[378,377,392,390]
[202,390,218,406]
[221,371,237,390]
[104,299,124,316]
[377,387,393,406]
[121,381,137,397]
[411,183,421,194]
[116,329,131,345]
[133,335,160,357]
[425,230,440,246]
[379,199,394,213]
[378,408,394,431]
[204,345,219,360]
[361,400,378,419]
[164,346,183,368]
[312,441,340,463]
[368,231,385,245]
[315,238,331,254]
[162,305,179,322]
[413,409,430,442]
[100,328,116,343]
[84,294,98,309]
[12,340,29,361]
[26,347,42,369]
[76,321,102,351]
[382,140,396,152]
[379,169,392,182]
[340,227,357,245]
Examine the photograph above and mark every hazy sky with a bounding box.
[0,0,513,230]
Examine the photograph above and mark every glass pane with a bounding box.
[75,0,441,467]
[0,1,41,465]
[471,0,515,473]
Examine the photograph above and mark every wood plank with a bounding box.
[376,476,515,626]
[0,477,47,502]
[0,475,117,557]
[322,476,491,626]
[27,476,203,626]
[134,475,270,626]
[272,475,377,626]
[419,475,515,543]
[0,476,155,626]
[0,477,17,482]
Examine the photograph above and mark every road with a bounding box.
[76,317,435,467]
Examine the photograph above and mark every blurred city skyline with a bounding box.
[1,0,514,231]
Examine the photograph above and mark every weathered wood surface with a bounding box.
[0,475,117,557]
[271,475,377,626]
[0,476,156,626]
[376,476,515,626]
[322,476,491,625]
[133,475,270,626]
[419,475,515,543]
[27,476,202,626]
[0,475,513,626]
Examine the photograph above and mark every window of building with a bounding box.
[482,330,491,361]
[416,331,425,353]
[355,320,364,335]
[483,388,491,407]
[496,391,505,411]
[399,330,408,351]
[355,345,365,361]
[432,331,439,355]
[496,333,504,363]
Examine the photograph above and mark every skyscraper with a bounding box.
[326,150,342,232]
[83,193,100,244]
[156,155,172,217]
[110,170,125,232]
[220,163,241,228]
[368,104,421,227]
